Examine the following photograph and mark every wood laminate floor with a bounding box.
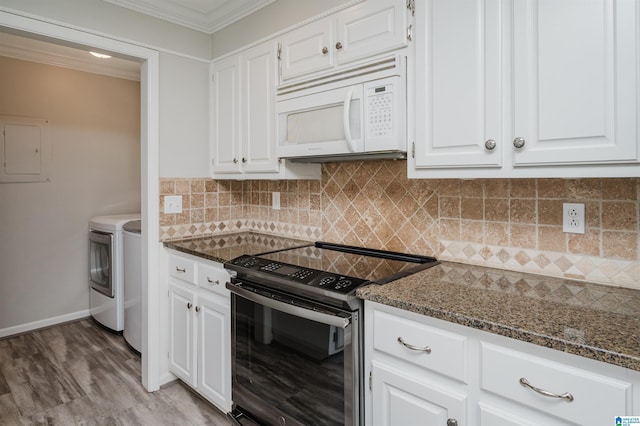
[0,319,232,425]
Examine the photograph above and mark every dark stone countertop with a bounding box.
[357,261,640,372]
[163,232,313,264]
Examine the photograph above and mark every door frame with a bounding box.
[0,11,162,391]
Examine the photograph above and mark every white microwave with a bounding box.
[276,59,407,162]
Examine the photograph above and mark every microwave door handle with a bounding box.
[343,87,356,153]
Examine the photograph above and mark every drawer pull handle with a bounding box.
[187,303,192,310]
[175,267,186,273]
[519,377,574,402]
[397,337,431,354]
[207,277,220,285]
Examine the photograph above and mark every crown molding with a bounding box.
[103,0,276,34]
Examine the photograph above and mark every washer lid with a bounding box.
[90,214,141,232]
[123,219,142,234]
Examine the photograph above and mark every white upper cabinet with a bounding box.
[211,55,242,174]
[411,0,640,178]
[279,18,335,82]
[240,41,279,173]
[210,40,320,179]
[413,0,502,169]
[279,0,410,84]
[512,0,638,166]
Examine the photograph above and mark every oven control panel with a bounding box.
[226,255,367,294]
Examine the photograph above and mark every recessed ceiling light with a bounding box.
[90,51,111,59]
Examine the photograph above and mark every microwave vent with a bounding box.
[277,55,401,97]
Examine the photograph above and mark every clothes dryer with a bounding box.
[89,213,140,333]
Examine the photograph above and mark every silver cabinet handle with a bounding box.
[485,139,496,150]
[407,24,413,41]
[187,302,192,310]
[233,158,238,164]
[513,137,526,148]
[519,377,574,402]
[335,42,343,50]
[447,420,458,426]
[195,306,200,313]
[322,46,328,54]
[397,337,431,354]
[242,157,247,163]
[206,277,220,285]
[175,266,186,273]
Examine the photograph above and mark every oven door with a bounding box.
[228,280,361,426]
[89,230,113,297]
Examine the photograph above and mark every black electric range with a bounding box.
[224,241,439,310]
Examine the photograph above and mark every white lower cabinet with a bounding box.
[365,301,640,426]
[372,361,467,426]
[167,251,232,413]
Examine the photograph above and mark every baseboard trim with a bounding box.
[0,309,91,339]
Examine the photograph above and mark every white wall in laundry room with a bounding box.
[0,55,141,333]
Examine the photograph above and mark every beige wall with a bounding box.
[0,56,141,330]
[159,163,640,290]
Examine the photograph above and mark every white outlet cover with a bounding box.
[272,192,281,210]
[164,195,182,214]
[563,202,585,234]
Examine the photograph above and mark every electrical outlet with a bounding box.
[272,192,281,210]
[563,203,585,234]
[164,195,182,214]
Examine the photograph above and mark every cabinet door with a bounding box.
[241,41,280,173]
[197,292,231,412]
[512,0,639,166]
[211,55,242,174]
[371,361,467,426]
[336,0,408,66]
[168,283,196,386]
[414,0,502,168]
[279,18,334,82]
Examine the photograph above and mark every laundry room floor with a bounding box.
[0,319,231,425]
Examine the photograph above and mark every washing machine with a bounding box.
[123,219,142,354]
[89,213,140,333]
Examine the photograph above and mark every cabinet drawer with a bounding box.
[169,254,196,284]
[373,310,468,382]
[198,263,230,297]
[481,343,632,425]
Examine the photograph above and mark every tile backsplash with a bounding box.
[160,161,640,289]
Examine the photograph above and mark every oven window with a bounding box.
[234,295,345,426]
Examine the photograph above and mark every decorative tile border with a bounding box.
[440,240,640,290]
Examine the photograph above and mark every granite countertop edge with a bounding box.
[357,262,640,372]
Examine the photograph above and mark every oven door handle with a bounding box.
[228,283,351,329]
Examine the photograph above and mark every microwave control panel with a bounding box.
[367,83,394,139]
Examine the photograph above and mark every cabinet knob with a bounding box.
[187,302,192,310]
[513,137,526,149]
[484,139,496,151]
[242,157,247,163]
[322,47,328,54]
[195,306,200,313]
[447,420,458,426]
[233,158,238,164]
[335,42,343,50]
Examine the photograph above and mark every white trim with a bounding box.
[0,10,161,392]
[0,310,90,339]
[0,6,210,64]
[103,0,277,34]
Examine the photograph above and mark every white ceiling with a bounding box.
[102,0,276,34]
